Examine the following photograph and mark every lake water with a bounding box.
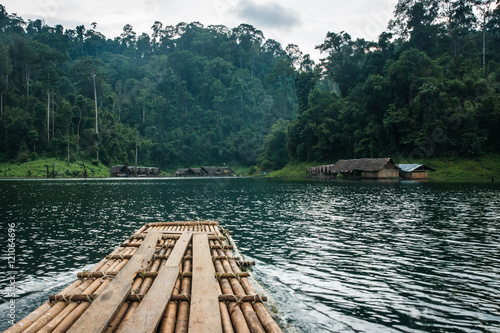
[0,178,499,332]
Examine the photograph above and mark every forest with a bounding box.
[0,0,499,172]
[0,5,302,169]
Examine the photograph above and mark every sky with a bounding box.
[2,0,399,62]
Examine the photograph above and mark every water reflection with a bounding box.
[0,178,499,332]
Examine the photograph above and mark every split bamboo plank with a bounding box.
[67,231,162,333]
[120,232,193,333]
[189,233,223,333]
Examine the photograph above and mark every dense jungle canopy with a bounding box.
[0,0,499,171]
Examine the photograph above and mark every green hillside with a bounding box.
[1,1,499,177]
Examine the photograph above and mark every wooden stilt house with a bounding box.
[330,158,399,179]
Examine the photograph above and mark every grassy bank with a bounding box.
[402,155,500,181]
[266,162,317,179]
[2,155,499,181]
[267,155,500,181]
[0,158,110,178]
[0,160,256,179]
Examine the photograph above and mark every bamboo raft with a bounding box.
[7,221,283,333]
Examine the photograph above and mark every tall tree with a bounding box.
[0,38,8,115]
[475,0,497,72]
[85,23,106,57]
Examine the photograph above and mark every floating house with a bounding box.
[176,166,235,177]
[308,158,400,179]
[110,165,131,177]
[186,168,202,176]
[175,168,189,177]
[201,166,219,175]
[306,164,335,178]
[330,158,400,179]
[307,159,437,180]
[399,164,436,179]
[218,166,235,176]
[110,165,161,177]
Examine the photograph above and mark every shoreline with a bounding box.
[263,155,500,183]
[1,155,499,182]
[0,175,497,184]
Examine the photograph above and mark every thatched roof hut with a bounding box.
[187,168,202,176]
[201,166,218,175]
[331,158,399,178]
[218,166,235,176]
[110,165,126,175]
[110,165,133,177]
[111,165,160,177]
[176,169,189,177]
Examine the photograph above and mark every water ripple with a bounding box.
[0,178,499,332]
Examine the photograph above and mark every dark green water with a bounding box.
[0,178,499,332]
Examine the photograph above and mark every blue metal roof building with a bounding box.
[398,164,436,179]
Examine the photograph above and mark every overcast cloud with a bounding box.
[233,1,300,30]
[1,0,398,61]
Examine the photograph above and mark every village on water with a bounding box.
[109,158,436,180]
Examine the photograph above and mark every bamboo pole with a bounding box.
[112,251,134,272]
[158,278,181,333]
[4,276,87,333]
[213,254,250,333]
[104,302,130,333]
[224,250,282,333]
[130,275,145,296]
[103,277,143,333]
[136,244,168,295]
[107,252,246,261]
[147,221,218,227]
[50,265,116,333]
[177,272,250,279]
[23,279,93,333]
[135,224,148,234]
[47,278,111,333]
[21,278,95,333]
[50,294,267,303]
[46,245,131,333]
[4,303,53,333]
[160,301,178,333]
[217,281,235,333]
[114,302,139,332]
[131,234,220,240]
[175,248,191,333]
[77,271,158,279]
[38,303,78,333]
[7,244,124,333]
[221,231,283,333]
[216,245,265,333]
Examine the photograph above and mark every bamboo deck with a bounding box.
[7,221,283,333]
